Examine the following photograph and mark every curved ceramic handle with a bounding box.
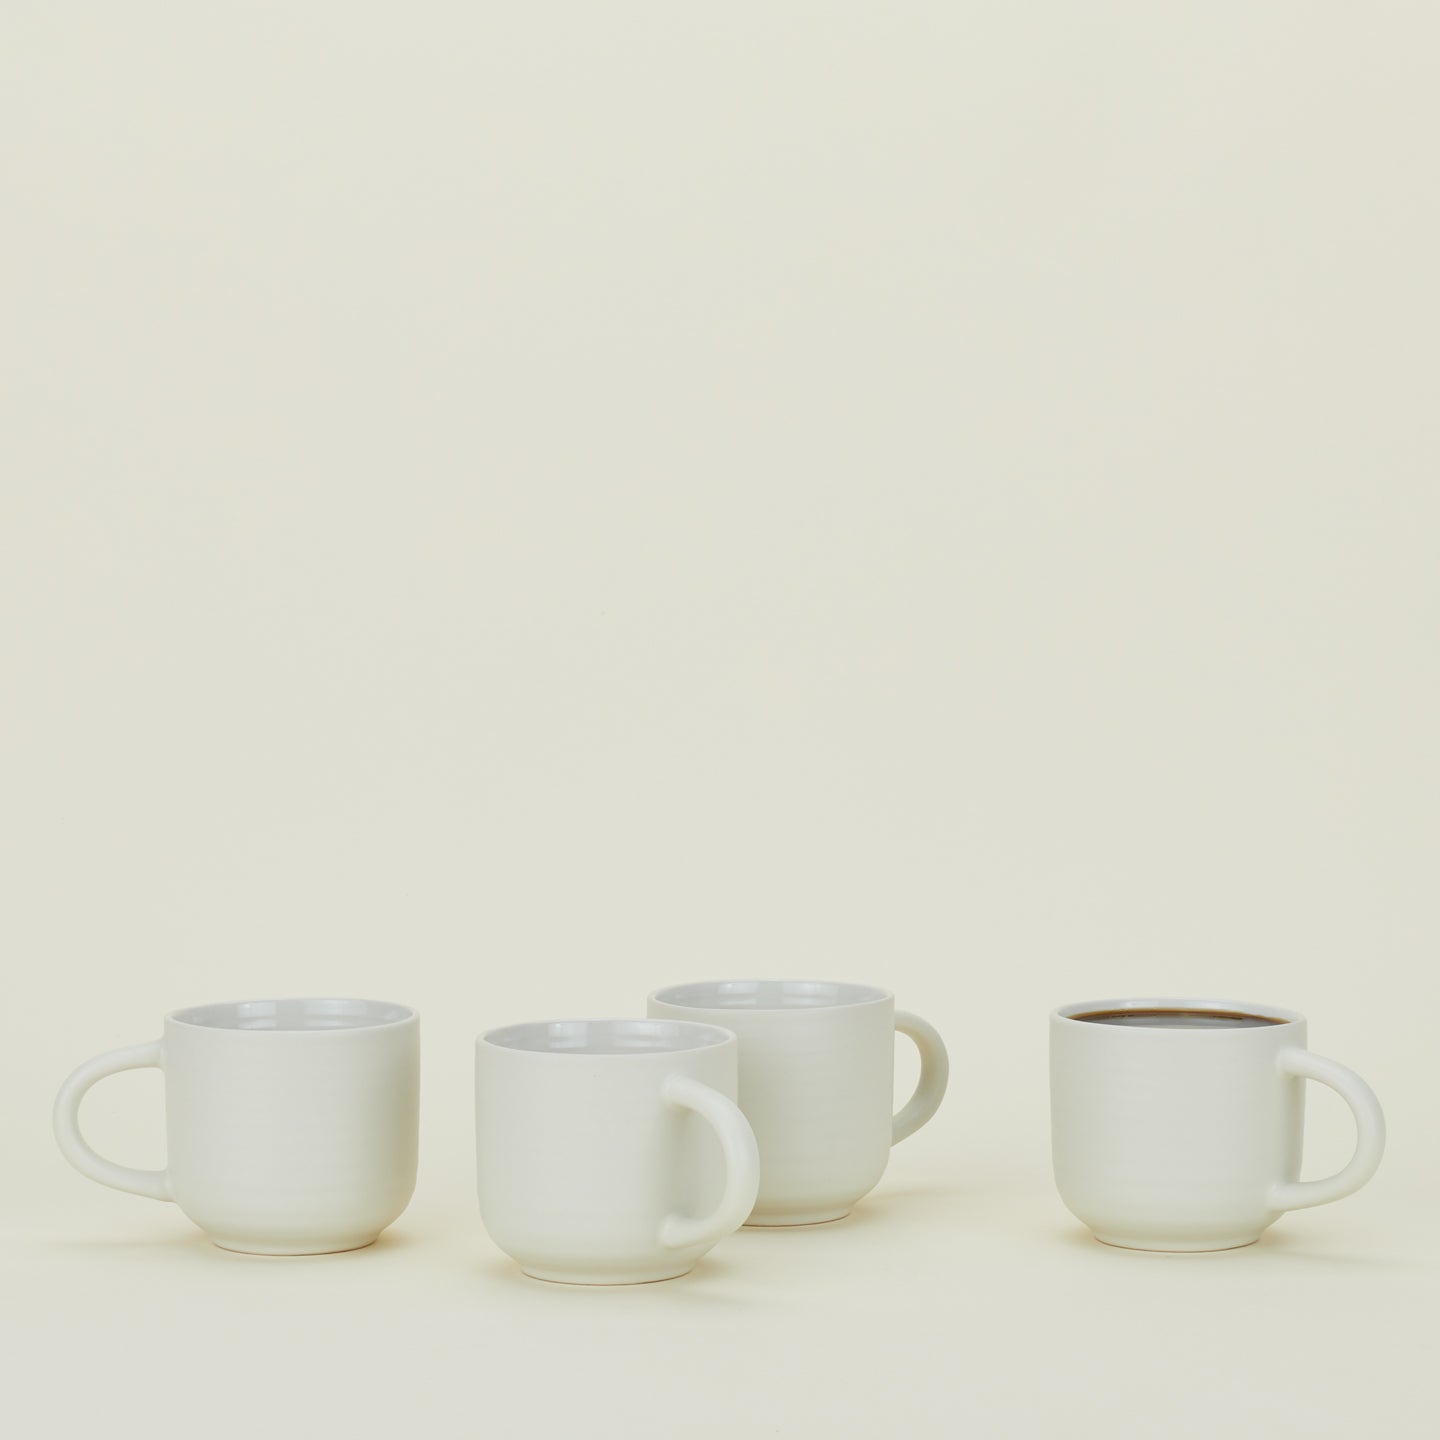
[893,1010,949,1144]
[1268,1049,1385,1212]
[658,1073,760,1250]
[53,1041,172,1201]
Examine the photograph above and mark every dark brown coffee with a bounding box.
[1072,1007,1283,1029]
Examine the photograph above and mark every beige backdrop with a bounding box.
[2,4,1435,1436]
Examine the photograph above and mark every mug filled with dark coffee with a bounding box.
[1050,997,1385,1252]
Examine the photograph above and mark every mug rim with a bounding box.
[1052,996,1305,1029]
[479,1017,736,1058]
[649,979,893,1012]
[166,997,417,1033]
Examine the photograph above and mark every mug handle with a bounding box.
[53,1041,172,1202]
[658,1073,760,1250]
[1268,1049,1385,1212]
[892,1011,949,1144]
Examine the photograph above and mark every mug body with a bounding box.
[648,980,894,1225]
[1050,997,1306,1251]
[475,1019,738,1284]
[164,999,420,1254]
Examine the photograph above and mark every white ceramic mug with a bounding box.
[647,980,949,1225]
[475,1018,760,1285]
[1050,997,1386,1252]
[54,998,420,1255]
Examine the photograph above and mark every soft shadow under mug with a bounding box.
[54,997,420,1255]
[1050,997,1385,1252]
[648,980,949,1225]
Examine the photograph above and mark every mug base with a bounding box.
[745,1207,852,1228]
[1092,1232,1261,1254]
[212,1235,380,1257]
[521,1265,694,1286]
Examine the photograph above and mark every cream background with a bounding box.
[2,3,1435,1435]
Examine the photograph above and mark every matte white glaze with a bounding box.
[54,998,420,1254]
[475,1018,759,1284]
[648,980,948,1225]
[1050,996,1386,1251]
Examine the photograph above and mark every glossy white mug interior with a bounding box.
[648,980,949,1226]
[1050,996,1385,1251]
[54,997,420,1255]
[475,1018,760,1285]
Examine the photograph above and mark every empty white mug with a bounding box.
[54,998,420,1255]
[1050,997,1386,1251]
[648,980,949,1225]
[475,1018,760,1284]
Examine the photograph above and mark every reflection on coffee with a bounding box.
[1073,1008,1282,1029]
